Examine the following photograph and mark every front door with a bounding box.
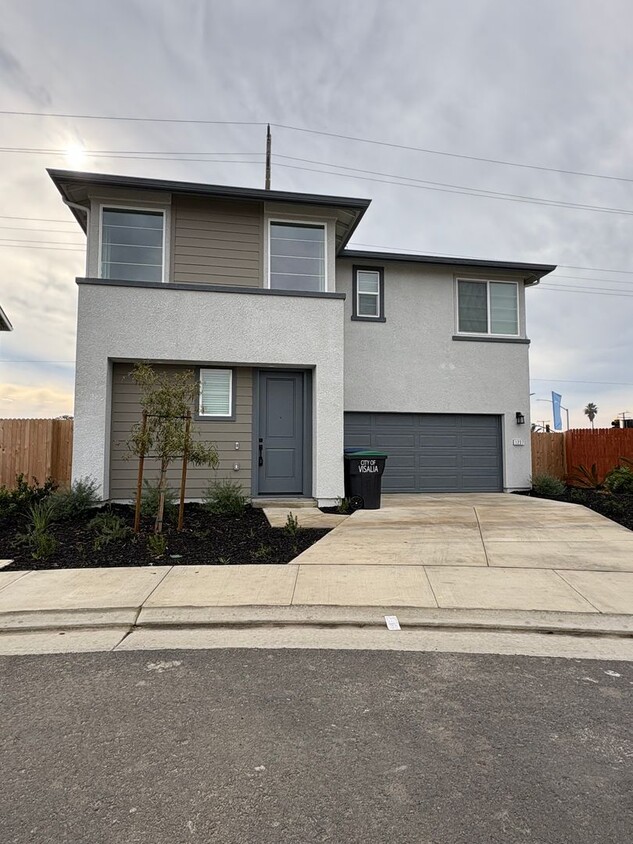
[258,370,304,495]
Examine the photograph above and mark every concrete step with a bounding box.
[252,497,318,509]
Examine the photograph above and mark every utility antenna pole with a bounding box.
[265,124,271,190]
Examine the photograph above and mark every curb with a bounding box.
[2,606,633,638]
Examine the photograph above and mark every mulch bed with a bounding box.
[520,489,633,531]
[0,504,330,571]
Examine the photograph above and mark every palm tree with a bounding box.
[584,402,598,429]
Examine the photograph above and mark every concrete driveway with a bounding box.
[293,493,633,571]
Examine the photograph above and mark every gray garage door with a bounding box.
[344,413,503,493]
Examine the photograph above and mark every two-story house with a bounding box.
[49,169,555,506]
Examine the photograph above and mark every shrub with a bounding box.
[141,480,177,521]
[203,479,248,516]
[567,463,602,489]
[604,465,633,495]
[0,474,57,521]
[531,474,566,498]
[147,532,167,557]
[51,477,100,520]
[251,542,272,562]
[284,512,300,537]
[17,498,60,559]
[89,511,132,551]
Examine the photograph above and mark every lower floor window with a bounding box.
[199,368,233,417]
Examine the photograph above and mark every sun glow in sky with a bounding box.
[64,143,86,169]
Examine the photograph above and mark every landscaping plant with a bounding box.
[567,463,602,489]
[127,363,219,533]
[18,498,59,559]
[89,511,132,551]
[604,465,633,495]
[147,532,167,558]
[51,477,100,520]
[140,479,177,521]
[0,474,57,522]
[531,474,566,498]
[203,478,248,516]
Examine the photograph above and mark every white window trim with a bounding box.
[97,203,168,284]
[266,218,328,292]
[455,278,520,337]
[198,368,233,418]
[356,269,381,318]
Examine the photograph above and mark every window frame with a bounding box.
[197,367,235,421]
[266,218,328,293]
[352,265,385,322]
[98,204,167,284]
[455,277,520,337]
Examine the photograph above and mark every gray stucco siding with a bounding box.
[172,196,263,286]
[109,363,252,499]
[337,258,533,490]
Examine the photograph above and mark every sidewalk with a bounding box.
[1,493,632,656]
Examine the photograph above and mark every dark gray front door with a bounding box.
[344,412,503,492]
[258,371,304,495]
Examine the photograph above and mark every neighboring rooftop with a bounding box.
[0,304,12,331]
[47,169,371,253]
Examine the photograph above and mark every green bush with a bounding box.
[141,480,177,521]
[147,532,167,557]
[0,474,57,521]
[203,479,248,516]
[604,465,633,495]
[89,511,132,550]
[51,477,100,520]
[17,498,60,559]
[531,474,566,498]
[284,512,300,537]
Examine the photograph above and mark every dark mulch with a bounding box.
[519,489,633,531]
[0,504,330,571]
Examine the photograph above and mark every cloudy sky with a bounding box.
[1,0,632,428]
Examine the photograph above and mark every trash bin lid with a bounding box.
[344,450,388,459]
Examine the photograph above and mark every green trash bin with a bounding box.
[344,450,388,509]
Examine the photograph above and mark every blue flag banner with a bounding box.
[552,392,563,431]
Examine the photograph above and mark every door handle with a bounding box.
[258,438,264,467]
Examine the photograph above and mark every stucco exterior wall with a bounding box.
[337,259,533,490]
[73,282,345,504]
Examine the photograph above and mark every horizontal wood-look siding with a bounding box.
[109,363,252,499]
[172,196,263,286]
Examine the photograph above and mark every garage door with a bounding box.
[344,413,503,493]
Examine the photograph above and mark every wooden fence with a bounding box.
[531,428,633,483]
[0,418,73,489]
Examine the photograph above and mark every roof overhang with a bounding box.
[342,249,556,284]
[0,304,13,330]
[48,169,371,253]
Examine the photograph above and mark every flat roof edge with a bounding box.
[47,168,372,210]
[341,249,556,278]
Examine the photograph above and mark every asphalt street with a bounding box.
[2,648,632,843]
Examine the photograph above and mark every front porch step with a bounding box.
[252,497,318,509]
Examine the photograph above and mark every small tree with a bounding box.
[584,402,598,430]
[127,364,218,533]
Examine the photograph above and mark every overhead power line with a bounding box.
[2,108,632,185]
[0,110,265,127]
[531,378,633,386]
[273,160,633,217]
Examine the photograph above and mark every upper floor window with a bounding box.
[269,221,325,291]
[352,266,385,321]
[457,279,519,336]
[101,208,164,282]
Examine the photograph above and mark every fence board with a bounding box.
[0,418,73,488]
[564,428,633,483]
[531,432,566,480]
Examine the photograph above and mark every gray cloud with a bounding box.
[0,0,632,424]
